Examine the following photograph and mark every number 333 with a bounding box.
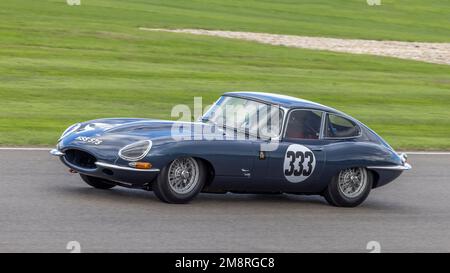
[283,144,316,183]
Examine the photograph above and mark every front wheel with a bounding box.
[323,167,372,207]
[80,174,116,189]
[153,157,207,204]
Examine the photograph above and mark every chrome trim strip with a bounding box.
[319,110,326,139]
[367,163,412,171]
[50,149,65,157]
[279,106,289,141]
[95,161,160,172]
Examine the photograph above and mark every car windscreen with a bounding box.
[202,96,283,139]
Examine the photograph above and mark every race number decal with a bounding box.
[283,144,316,183]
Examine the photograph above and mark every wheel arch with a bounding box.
[322,165,377,190]
[368,169,380,188]
[192,156,216,189]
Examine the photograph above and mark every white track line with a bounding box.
[405,152,450,155]
[0,148,51,151]
[0,148,449,155]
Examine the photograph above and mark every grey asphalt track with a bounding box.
[0,150,449,252]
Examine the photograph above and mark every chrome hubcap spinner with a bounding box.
[338,167,367,198]
[168,157,199,194]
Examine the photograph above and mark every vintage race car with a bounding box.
[51,92,411,207]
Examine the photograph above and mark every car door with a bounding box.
[264,109,327,193]
[210,100,284,190]
[208,139,259,181]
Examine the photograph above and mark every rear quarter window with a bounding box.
[325,114,360,138]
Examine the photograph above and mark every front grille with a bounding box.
[64,149,97,169]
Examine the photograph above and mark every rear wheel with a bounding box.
[80,174,116,190]
[153,157,206,204]
[323,167,372,207]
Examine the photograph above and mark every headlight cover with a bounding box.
[59,123,81,140]
[118,140,152,161]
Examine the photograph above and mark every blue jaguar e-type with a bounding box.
[51,92,411,207]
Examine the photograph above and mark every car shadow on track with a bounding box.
[54,183,409,213]
[57,184,327,206]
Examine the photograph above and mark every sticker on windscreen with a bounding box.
[283,144,316,183]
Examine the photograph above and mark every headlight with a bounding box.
[118,140,152,161]
[59,123,81,140]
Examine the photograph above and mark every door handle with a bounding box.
[311,148,323,151]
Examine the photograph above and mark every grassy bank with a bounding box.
[0,0,449,149]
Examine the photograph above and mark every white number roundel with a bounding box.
[283,144,316,183]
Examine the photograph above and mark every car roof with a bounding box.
[223,91,340,114]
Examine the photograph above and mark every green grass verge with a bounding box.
[0,0,449,149]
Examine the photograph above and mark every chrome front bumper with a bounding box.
[95,161,160,172]
[50,149,65,157]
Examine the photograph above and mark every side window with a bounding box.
[285,110,322,140]
[325,114,360,138]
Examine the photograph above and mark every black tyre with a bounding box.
[323,167,372,207]
[153,157,207,204]
[80,174,116,190]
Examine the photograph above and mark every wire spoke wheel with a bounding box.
[167,157,200,194]
[337,167,367,198]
